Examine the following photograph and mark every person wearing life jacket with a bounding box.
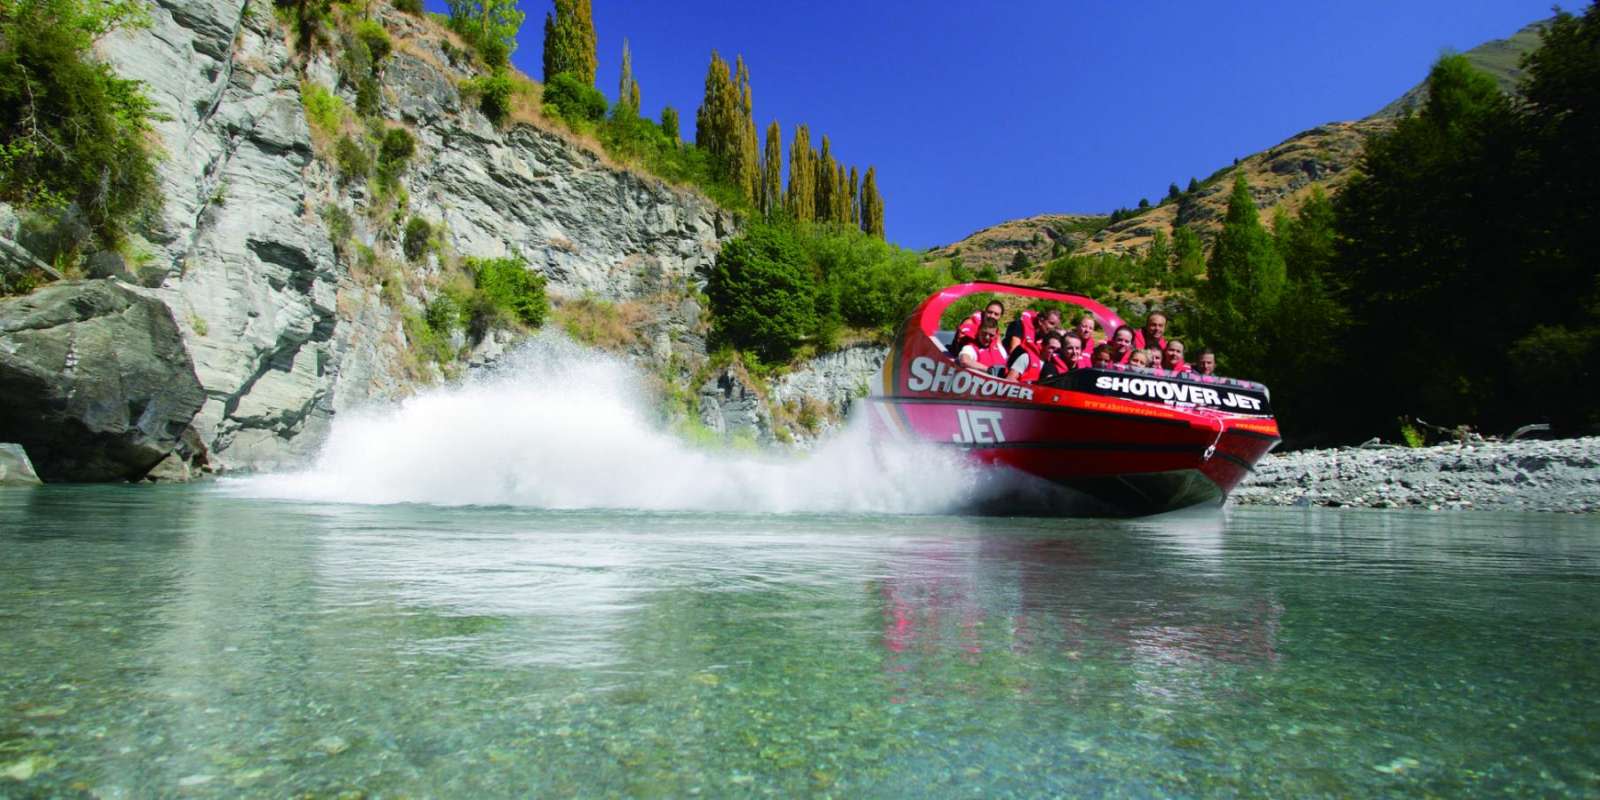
[1109,325,1136,365]
[1007,330,1073,383]
[1194,348,1218,378]
[1003,308,1061,355]
[1090,343,1113,369]
[1041,333,1082,385]
[1132,312,1167,352]
[1073,314,1099,354]
[1162,339,1188,374]
[958,318,1009,375]
[954,300,1005,350]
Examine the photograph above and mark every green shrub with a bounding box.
[462,69,514,126]
[333,134,370,183]
[376,127,415,185]
[469,257,547,328]
[0,0,160,247]
[393,0,422,15]
[355,76,381,117]
[320,203,353,247]
[543,71,607,123]
[302,82,346,138]
[707,224,818,362]
[354,19,391,63]
[403,216,431,261]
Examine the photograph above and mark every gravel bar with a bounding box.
[1231,436,1600,513]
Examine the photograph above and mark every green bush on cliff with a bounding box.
[403,217,431,261]
[543,71,607,123]
[461,69,514,126]
[468,256,547,328]
[707,224,818,363]
[0,0,160,248]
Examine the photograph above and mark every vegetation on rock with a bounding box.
[0,0,160,250]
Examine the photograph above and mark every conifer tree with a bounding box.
[1195,175,1285,374]
[787,124,815,222]
[542,0,596,84]
[860,166,884,237]
[762,121,782,218]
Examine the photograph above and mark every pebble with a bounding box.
[1233,437,1600,513]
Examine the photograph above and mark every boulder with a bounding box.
[0,443,42,485]
[0,280,206,481]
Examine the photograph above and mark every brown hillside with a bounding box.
[930,119,1389,268]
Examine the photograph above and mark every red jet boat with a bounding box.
[866,283,1281,516]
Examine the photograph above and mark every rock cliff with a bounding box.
[71,0,734,472]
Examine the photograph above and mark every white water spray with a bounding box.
[228,334,978,513]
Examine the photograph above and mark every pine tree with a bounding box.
[1195,175,1286,375]
[787,124,815,222]
[542,0,595,84]
[1172,225,1205,288]
[762,120,782,218]
[860,165,884,237]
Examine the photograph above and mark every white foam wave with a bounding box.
[226,333,976,514]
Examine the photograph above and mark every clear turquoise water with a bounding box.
[2,485,1598,797]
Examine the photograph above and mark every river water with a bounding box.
[6,490,1600,797]
[3,343,1599,796]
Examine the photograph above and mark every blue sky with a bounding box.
[448,1,1561,250]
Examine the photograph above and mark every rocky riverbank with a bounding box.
[1232,436,1600,513]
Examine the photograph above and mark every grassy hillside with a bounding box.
[932,15,1548,274]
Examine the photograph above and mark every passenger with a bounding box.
[1091,343,1113,369]
[955,300,1005,344]
[1044,333,1083,384]
[1194,348,1218,377]
[1162,339,1187,373]
[958,318,1008,375]
[1142,348,1163,371]
[1074,314,1099,352]
[1109,325,1136,365]
[1128,349,1151,368]
[1004,308,1061,355]
[1132,312,1167,352]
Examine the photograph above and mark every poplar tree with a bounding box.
[542,0,595,84]
[617,38,636,113]
[660,106,679,143]
[695,52,736,169]
[815,135,835,224]
[860,166,884,237]
[833,162,850,223]
[762,121,782,218]
[848,166,860,226]
[787,124,815,222]
[733,57,759,205]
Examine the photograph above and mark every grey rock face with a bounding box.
[85,1,735,472]
[0,443,43,486]
[771,344,888,438]
[0,281,205,481]
[698,366,771,442]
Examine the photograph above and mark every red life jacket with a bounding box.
[956,311,984,341]
[1133,330,1165,352]
[964,338,1007,369]
[1164,358,1188,374]
[1010,346,1042,382]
